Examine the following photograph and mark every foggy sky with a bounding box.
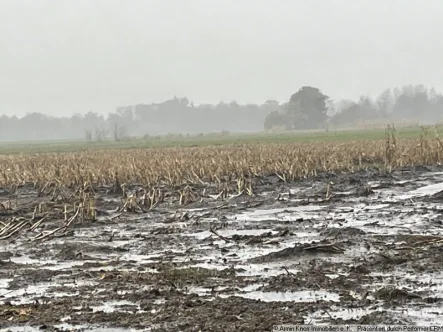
[1,0,443,117]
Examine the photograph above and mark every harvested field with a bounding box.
[2,132,443,331]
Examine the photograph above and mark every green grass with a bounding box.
[0,125,435,155]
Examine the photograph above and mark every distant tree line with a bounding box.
[1,84,442,142]
[330,85,443,128]
[0,97,273,141]
[264,84,443,131]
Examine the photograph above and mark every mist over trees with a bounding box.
[0,98,271,141]
[330,85,443,128]
[264,87,329,131]
[1,84,443,141]
[265,84,443,131]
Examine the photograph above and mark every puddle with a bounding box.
[240,283,265,292]
[238,205,326,221]
[186,228,276,240]
[402,306,443,324]
[188,286,229,296]
[188,241,309,268]
[44,261,88,270]
[91,300,141,313]
[118,253,158,264]
[0,279,95,305]
[9,256,91,271]
[409,182,443,196]
[229,290,340,303]
[236,263,299,277]
[364,270,443,297]
[306,305,443,325]
[0,279,12,289]
[306,307,382,323]
[3,326,147,332]
[9,255,42,265]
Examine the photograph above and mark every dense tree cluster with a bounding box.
[1,84,442,141]
[264,86,329,130]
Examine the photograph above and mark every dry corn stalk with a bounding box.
[0,131,442,193]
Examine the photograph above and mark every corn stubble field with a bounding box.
[2,126,443,331]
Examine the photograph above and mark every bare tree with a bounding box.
[95,126,108,142]
[84,129,92,142]
[113,123,127,141]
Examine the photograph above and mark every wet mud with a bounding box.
[2,166,443,331]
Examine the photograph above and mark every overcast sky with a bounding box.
[1,0,443,117]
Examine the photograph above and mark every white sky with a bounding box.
[1,0,442,117]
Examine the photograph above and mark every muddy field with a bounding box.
[2,166,443,331]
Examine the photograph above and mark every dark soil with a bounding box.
[1,166,443,331]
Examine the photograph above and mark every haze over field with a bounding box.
[1,0,443,141]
